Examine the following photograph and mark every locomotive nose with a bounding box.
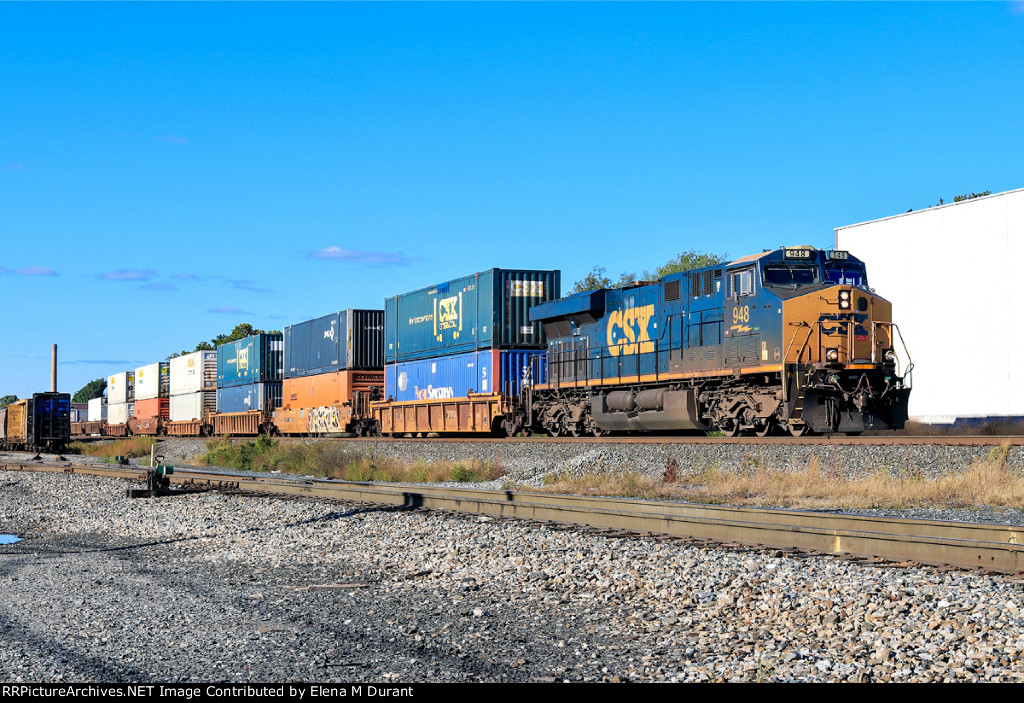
[783,285,894,366]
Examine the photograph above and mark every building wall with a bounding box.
[836,187,1024,421]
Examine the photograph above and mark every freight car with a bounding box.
[506,246,911,437]
[0,392,71,451]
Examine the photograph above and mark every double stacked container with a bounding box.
[216,333,283,414]
[133,362,171,427]
[383,269,559,401]
[276,310,385,434]
[169,351,217,422]
[107,371,135,427]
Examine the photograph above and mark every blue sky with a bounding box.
[2,2,1023,398]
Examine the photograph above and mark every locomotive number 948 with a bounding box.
[517,246,912,437]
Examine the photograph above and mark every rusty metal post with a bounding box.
[51,344,57,392]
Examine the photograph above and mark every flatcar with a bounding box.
[509,246,911,437]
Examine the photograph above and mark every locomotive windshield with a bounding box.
[763,264,819,288]
[823,262,867,287]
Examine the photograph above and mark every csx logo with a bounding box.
[237,348,249,371]
[437,295,460,331]
[606,304,656,356]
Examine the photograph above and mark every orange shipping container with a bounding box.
[281,370,383,410]
[134,397,169,419]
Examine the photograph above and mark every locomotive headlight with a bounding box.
[883,349,896,363]
[826,348,840,362]
[838,290,851,310]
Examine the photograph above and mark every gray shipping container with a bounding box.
[385,268,560,363]
[284,309,384,378]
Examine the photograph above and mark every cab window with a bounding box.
[763,265,819,287]
[824,263,867,287]
[731,269,754,297]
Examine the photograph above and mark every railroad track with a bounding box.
[4,458,1024,574]
[68,434,1024,446]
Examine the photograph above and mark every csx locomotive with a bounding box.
[513,246,911,437]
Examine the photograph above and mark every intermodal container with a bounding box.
[4,400,29,445]
[0,407,6,442]
[134,397,169,420]
[70,404,89,423]
[385,269,560,363]
[217,334,283,388]
[31,393,70,446]
[170,391,217,422]
[107,402,134,426]
[88,397,107,422]
[170,351,218,395]
[107,371,135,404]
[135,362,170,400]
[216,382,282,414]
[281,370,384,409]
[384,349,546,402]
[283,309,384,378]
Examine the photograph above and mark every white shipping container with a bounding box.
[135,362,170,400]
[170,391,217,422]
[170,351,218,395]
[107,402,133,425]
[107,371,135,404]
[836,187,1024,421]
[88,397,107,422]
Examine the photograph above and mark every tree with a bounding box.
[0,395,17,408]
[653,249,728,278]
[72,379,107,403]
[167,324,281,360]
[571,249,728,293]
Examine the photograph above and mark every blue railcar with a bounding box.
[523,247,910,436]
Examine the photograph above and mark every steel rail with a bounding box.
[4,460,1024,574]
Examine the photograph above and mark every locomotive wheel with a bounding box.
[720,419,739,438]
[787,422,807,437]
[564,420,581,438]
[754,421,773,438]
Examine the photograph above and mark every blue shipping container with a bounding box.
[384,349,546,402]
[385,268,560,363]
[217,334,283,388]
[216,382,282,413]
[284,309,385,378]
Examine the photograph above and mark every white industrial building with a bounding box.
[836,187,1024,424]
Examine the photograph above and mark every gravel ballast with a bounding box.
[3,466,1024,682]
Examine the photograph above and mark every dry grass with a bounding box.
[69,437,157,460]
[537,442,1024,510]
[872,419,1024,437]
[201,436,505,483]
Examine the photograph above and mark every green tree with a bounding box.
[72,378,107,403]
[653,249,729,278]
[571,266,613,294]
[571,249,728,293]
[0,394,17,408]
[167,324,282,360]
